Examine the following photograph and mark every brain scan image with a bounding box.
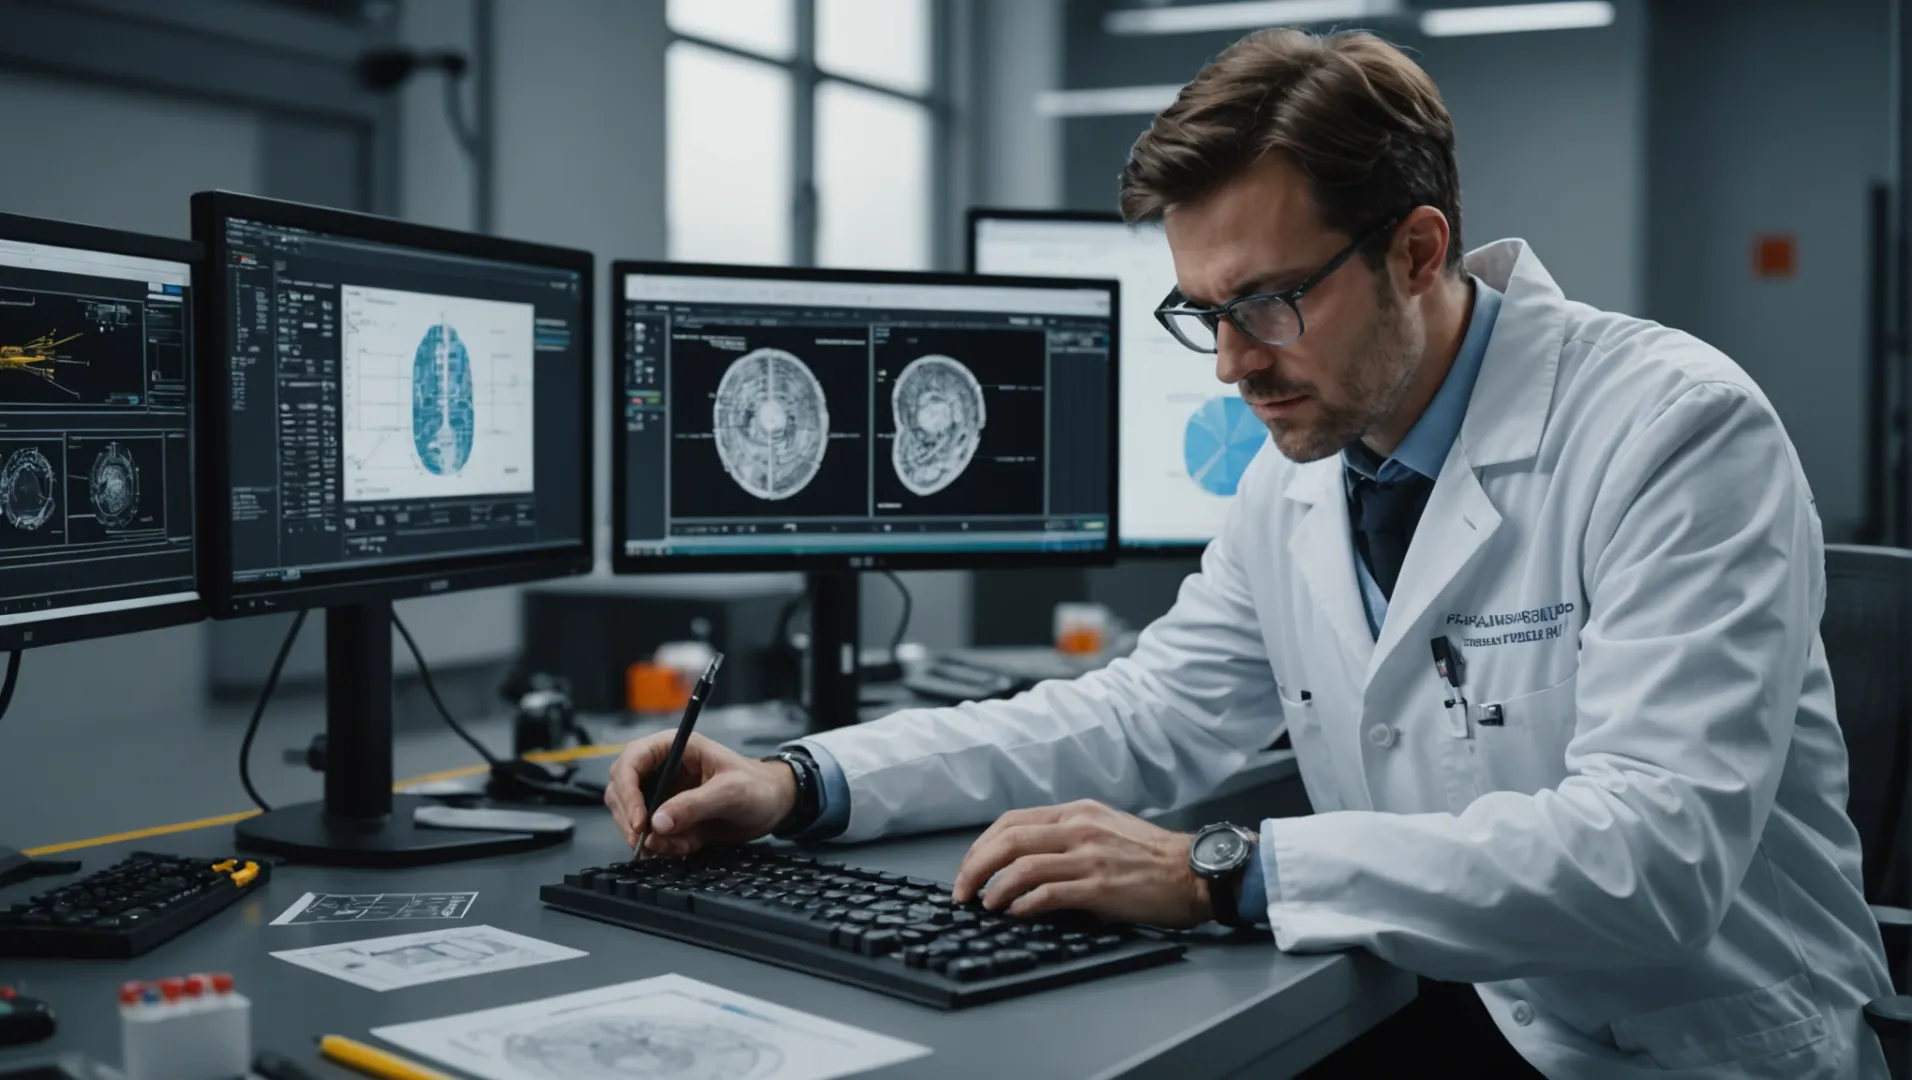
[890,354,985,497]
[88,441,139,528]
[0,447,55,531]
[500,1017,781,1080]
[712,347,830,501]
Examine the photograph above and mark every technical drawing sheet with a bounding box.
[371,974,931,1080]
[270,924,584,991]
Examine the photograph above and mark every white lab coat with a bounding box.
[800,240,1895,1078]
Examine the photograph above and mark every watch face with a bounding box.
[1193,827,1247,871]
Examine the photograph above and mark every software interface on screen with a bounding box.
[217,218,586,588]
[620,273,1115,558]
[0,236,195,626]
[973,216,1266,550]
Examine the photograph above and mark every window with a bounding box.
[667,0,941,270]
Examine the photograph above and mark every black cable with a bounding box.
[882,570,912,655]
[0,649,21,722]
[239,610,308,813]
[391,610,500,766]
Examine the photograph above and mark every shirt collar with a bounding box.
[1344,275,1503,484]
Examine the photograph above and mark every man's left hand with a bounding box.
[951,799,1212,928]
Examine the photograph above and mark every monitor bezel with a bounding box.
[192,191,595,619]
[967,207,1210,559]
[610,258,1121,575]
[0,211,207,650]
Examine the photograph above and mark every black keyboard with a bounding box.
[0,852,270,959]
[542,847,1186,1008]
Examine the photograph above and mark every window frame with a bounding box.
[666,0,953,270]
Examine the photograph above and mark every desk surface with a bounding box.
[1,693,1408,1080]
[0,816,1411,1080]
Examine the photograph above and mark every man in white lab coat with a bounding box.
[607,26,1894,1078]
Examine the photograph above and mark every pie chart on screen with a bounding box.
[1184,396,1266,497]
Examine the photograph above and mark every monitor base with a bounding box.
[235,795,566,868]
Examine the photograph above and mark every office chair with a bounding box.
[1823,544,1912,1078]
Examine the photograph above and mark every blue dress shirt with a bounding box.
[792,277,1505,927]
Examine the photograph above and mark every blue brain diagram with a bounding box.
[412,320,476,476]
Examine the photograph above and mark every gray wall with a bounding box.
[1059,0,1649,311]
[1646,0,1890,542]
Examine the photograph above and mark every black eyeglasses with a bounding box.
[1153,214,1403,354]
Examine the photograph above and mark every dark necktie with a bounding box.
[1348,471,1435,600]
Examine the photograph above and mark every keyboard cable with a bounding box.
[391,609,500,767]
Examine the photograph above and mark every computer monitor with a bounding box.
[193,192,593,866]
[611,261,1119,724]
[0,211,204,886]
[969,209,1263,555]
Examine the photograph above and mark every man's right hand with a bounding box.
[604,732,798,857]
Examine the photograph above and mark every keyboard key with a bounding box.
[868,900,909,914]
[655,889,694,912]
[875,872,907,886]
[1092,934,1124,952]
[860,929,901,955]
[868,884,900,897]
[906,877,941,890]
[902,945,932,968]
[1024,940,1063,962]
[898,930,931,946]
[1067,943,1094,959]
[844,910,878,926]
[834,926,868,950]
[875,915,910,929]
[947,957,995,981]
[992,949,1037,975]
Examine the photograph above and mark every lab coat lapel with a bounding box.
[1368,239,1569,678]
[1285,460,1376,674]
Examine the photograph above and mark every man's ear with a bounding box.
[1395,206,1452,296]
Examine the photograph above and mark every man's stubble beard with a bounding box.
[1253,281,1423,464]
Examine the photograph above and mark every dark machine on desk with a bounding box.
[191,192,599,866]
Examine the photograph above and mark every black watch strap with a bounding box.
[1211,863,1251,927]
[766,747,823,839]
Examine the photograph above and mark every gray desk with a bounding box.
[0,704,1411,1080]
[0,822,1411,1080]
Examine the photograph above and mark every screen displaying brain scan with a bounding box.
[0,229,196,627]
[619,270,1115,562]
[713,347,830,501]
[890,354,985,497]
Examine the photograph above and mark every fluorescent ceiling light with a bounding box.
[1035,84,1184,118]
[1418,1,1614,36]
[1105,0,1401,36]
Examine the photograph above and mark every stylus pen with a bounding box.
[634,652,725,859]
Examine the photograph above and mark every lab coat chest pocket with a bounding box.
[1279,685,1344,813]
[1473,672,1578,796]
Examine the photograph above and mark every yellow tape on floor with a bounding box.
[22,743,629,856]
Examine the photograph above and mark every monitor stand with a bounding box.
[235,599,568,868]
[804,572,862,731]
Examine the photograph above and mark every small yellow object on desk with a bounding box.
[317,1034,456,1080]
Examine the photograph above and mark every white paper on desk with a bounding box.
[270,891,479,926]
[371,973,931,1080]
[270,924,584,992]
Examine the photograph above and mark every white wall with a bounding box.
[1646,0,1890,541]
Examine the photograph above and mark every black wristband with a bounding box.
[766,748,823,839]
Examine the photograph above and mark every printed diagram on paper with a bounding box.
[270,891,478,926]
[371,974,930,1080]
[271,924,583,992]
[339,284,536,502]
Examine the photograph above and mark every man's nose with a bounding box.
[1214,320,1276,385]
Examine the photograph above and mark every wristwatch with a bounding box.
[765,747,823,839]
[1188,822,1260,927]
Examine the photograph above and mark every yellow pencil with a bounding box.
[317,1035,457,1080]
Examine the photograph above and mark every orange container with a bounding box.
[627,661,690,714]
[1056,627,1105,655]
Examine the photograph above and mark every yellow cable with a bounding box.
[22,743,629,855]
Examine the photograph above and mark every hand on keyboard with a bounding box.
[954,800,1214,930]
[605,732,796,857]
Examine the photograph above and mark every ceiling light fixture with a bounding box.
[1104,0,1401,36]
[1418,1,1614,36]
[1034,85,1186,118]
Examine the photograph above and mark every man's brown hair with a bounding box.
[1120,28,1463,272]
